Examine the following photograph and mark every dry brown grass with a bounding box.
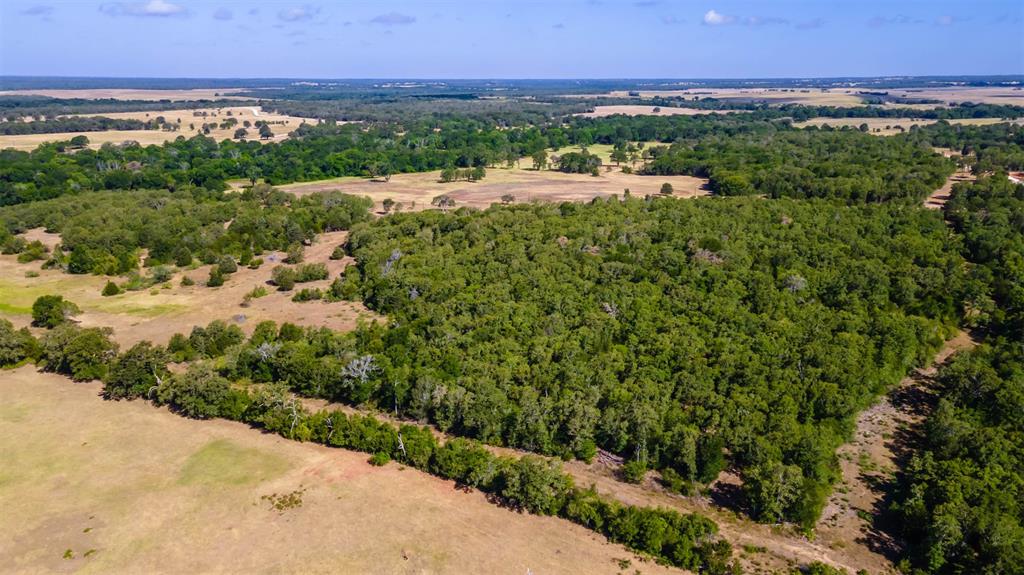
[578,105,734,118]
[0,230,376,348]
[0,106,313,150]
[278,166,709,213]
[0,88,254,101]
[606,88,866,107]
[793,117,1018,136]
[0,366,680,575]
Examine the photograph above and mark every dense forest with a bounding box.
[0,115,157,135]
[889,174,1024,574]
[0,186,371,274]
[227,195,962,528]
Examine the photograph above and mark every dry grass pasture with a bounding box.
[0,88,253,101]
[607,88,866,107]
[0,106,313,150]
[0,366,680,575]
[578,105,733,118]
[278,166,709,212]
[793,116,1018,136]
[0,230,375,348]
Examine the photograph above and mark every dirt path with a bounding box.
[925,171,973,210]
[815,330,977,572]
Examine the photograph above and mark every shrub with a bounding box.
[295,262,328,282]
[284,244,304,264]
[248,258,263,269]
[103,341,170,400]
[291,288,323,302]
[329,246,346,260]
[217,256,238,274]
[271,266,296,290]
[620,460,648,484]
[39,324,118,381]
[0,318,38,367]
[31,295,79,328]
[180,275,195,286]
[369,452,391,466]
[101,281,121,296]
[660,182,674,195]
[156,363,232,419]
[150,265,173,283]
[207,267,225,287]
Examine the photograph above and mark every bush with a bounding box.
[101,281,121,297]
[620,460,648,484]
[180,275,195,286]
[31,295,80,328]
[207,267,225,287]
[150,265,173,283]
[294,262,328,282]
[284,243,304,264]
[156,363,232,419]
[217,256,238,274]
[248,258,263,269]
[660,182,674,195]
[271,266,296,290]
[39,324,118,381]
[0,318,38,367]
[291,288,323,302]
[369,452,391,466]
[103,341,170,400]
[329,246,346,260]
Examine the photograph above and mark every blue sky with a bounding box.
[0,0,1021,78]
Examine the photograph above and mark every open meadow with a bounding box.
[0,365,680,575]
[276,165,709,212]
[0,106,313,150]
[0,230,375,348]
[793,116,1018,135]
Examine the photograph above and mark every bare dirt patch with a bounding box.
[815,330,977,572]
[0,366,679,575]
[925,167,975,210]
[279,167,710,213]
[0,230,376,348]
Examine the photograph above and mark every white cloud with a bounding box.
[100,0,186,17]
[703,9,735,26]
[278,5,320,22]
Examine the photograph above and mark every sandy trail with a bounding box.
[815,330,978,572]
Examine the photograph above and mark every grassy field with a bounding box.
[278,164,709,212]
[606,88,867,106]
[0,106,313,150]
[793,116,1018,136]
[0,366,680,574]
[577,105,733,118]
[0,230,375,347]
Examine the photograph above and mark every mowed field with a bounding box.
[0,366,680,575]
[793,116,1018,136]
[0,230,376,348]
[0,88,253,101]
[276,166,710,212]
[0,106,314,150]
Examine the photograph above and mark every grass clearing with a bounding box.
[178,439,291,486]
[0,366,680,574]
